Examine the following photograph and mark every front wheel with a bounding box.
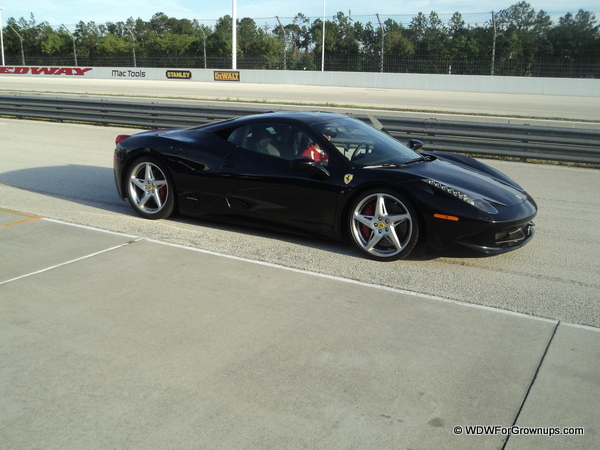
[125,156,175,220]
[348,189,419,261]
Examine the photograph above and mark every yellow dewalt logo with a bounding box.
[214,71,240,81]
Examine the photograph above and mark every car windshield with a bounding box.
[309,117,421,167]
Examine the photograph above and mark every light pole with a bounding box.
[0,7,6,66]
[376,14,385,73]
[122,23,136,68]
[200,26,207,69]
[193,19,207,69]
[61,24,78,66]
[321,0,325,71]
[491,11,497,76]
[275,16,287,70]
[9,25,24,65]
[232,0,237,70]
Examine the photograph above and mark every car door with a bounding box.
[219,122,344,237]
[170,131,236,217]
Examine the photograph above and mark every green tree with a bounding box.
[149,12,170,35]
[5,14,53,61]
[207,15,232,55]
[548,10,600,59]
[2,5,598,76]
[74,21,106,60]
[40,33,68,56]
[237,17,260,56]
[308,12,359,69]
[408,12,449,58]
[383,20,414,57]
[495,2,552,75]
[145,32,195,62]
[330,12,360,55]
[97,33,130,56]
[286,13,312,53]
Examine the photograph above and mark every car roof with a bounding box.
[202,111,351,131]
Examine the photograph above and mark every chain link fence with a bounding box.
[3,11,599,78]
[13,54,599,79]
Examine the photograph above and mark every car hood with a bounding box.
[389,159,529,207]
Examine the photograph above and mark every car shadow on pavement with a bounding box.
[0,164,497,262]
[0,164,126,212]
[0,164,361,259]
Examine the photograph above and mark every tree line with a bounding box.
[2,2,599,77]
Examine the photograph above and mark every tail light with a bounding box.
[115,135,131,144]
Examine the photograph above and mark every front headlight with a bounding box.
[423,179,499,214]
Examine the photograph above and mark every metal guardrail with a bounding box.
[1,95,599,165]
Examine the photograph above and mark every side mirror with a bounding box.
[291,157,330,179]
[407,139,424,151]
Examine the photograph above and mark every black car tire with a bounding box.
[125,156,175,220]
[348,188,419,261]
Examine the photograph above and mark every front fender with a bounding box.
[422,151,523,190]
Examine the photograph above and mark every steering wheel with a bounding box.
[350,142,370,162]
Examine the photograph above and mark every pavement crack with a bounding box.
[502,320,560,449]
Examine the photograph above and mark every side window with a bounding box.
[228,123,328,165]
[234,124,277,157]
[284,126,312,159]
[295,127,330,167]
[226,126,245,146]
[232,123,308,160]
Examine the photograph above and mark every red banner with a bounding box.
[0,67,93,76]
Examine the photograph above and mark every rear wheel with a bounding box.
[125,157,175,220]
[348,189,419,261]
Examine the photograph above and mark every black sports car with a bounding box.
[113,111,536,261]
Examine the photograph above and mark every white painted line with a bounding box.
[17,218,568,327]
[559,322,600,333]
[146,237,558,325]
[42,218,140,239]
[0,238,142,286]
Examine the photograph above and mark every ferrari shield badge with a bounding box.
[344,174,354,185]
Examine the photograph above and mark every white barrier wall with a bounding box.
[1,65,599,97]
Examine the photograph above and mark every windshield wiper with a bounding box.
[362,163,404,169]
[363,157,427,169]
[404,156,427,164]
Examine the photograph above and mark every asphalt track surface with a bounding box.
[1,79,599,447]
[1,114,599,328]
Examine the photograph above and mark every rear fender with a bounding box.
[116,148,171,200]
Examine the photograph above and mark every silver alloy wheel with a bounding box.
[350,191,415,260]
[128,160,170,215]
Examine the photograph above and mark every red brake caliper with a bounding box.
[158,171,167,201]
[159,185,167,201]
[360,200,375,241]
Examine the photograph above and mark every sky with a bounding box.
[1,0,598,28]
